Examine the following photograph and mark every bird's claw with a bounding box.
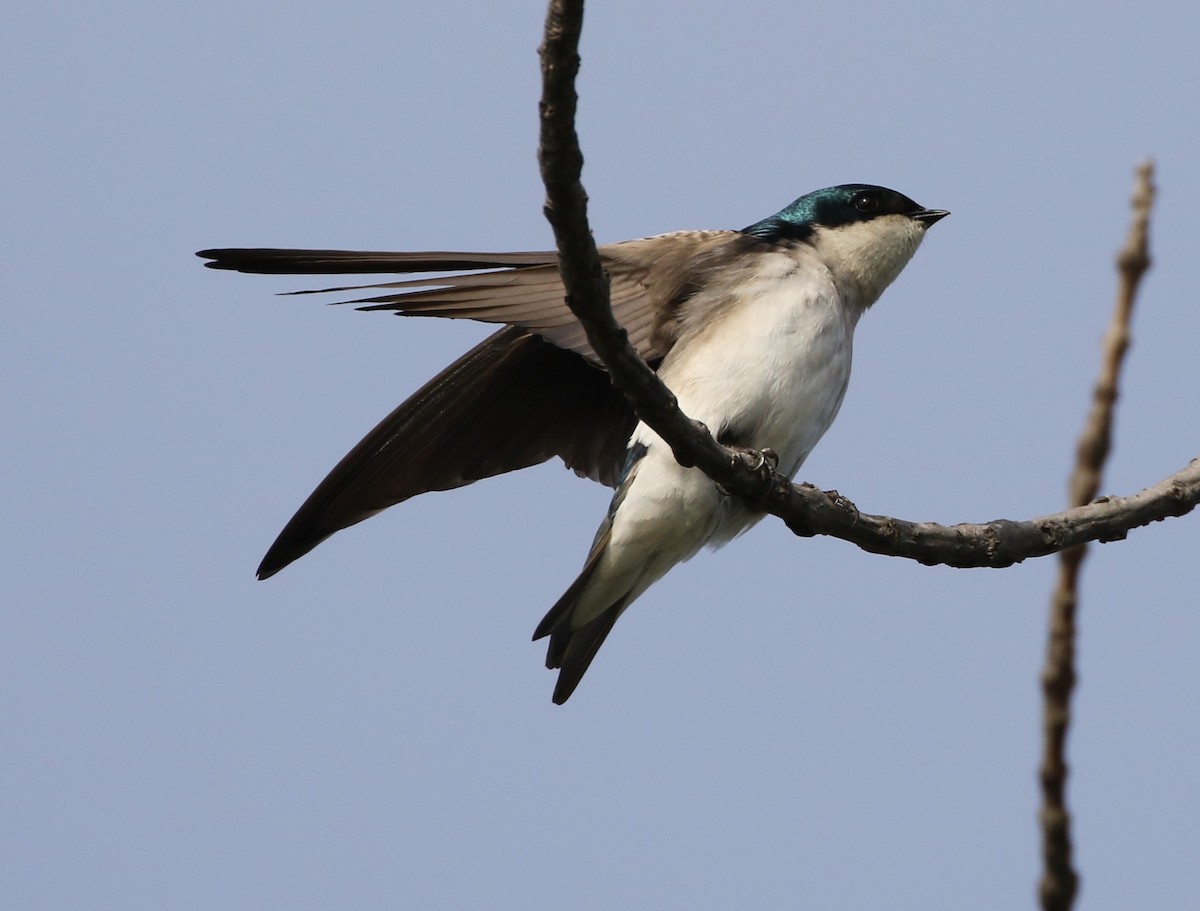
[747,447,779,473]
[823,488,860,522]
[717,446,779,499]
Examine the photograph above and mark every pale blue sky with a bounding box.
[3,2,1198,908]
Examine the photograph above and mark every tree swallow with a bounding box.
[200,183,948,703]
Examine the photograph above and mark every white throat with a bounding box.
[810,216,928,311]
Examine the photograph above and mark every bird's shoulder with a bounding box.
[600,229,819,358]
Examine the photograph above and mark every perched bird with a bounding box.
[200,183,947,703]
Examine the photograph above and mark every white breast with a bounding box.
[571,229,926,620]
[650,249,856,478]
[609,251,857,561]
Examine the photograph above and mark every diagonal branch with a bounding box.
[536,0,763,488]
[536,2,1198,570]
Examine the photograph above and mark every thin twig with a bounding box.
[1038,161,1156,911]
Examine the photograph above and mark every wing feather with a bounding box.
[198,230,751,576]
[199,230,741,364]
[255,327,634,578]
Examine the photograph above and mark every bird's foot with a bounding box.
[718,446,779,501]
[746,447,779,474]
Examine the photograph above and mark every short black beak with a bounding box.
[912,208,950,226]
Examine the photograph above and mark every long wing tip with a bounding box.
[256,537,306,580]
[196,247,303,273]
[196,249,230,269]
[255,557,284,581]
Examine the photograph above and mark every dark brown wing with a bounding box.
[198,233,741,578]
[255,326,636,579]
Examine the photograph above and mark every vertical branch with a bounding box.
[537,0,609,336]
[1038,161,1155,911]
[536,0,755,487]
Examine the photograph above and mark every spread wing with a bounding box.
[197,232,741,577]
[251,327,636,578]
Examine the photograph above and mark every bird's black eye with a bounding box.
[853,192,879,213]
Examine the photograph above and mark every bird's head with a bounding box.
[742,184,949,309]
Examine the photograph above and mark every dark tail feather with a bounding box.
[533,535,606,644]
[534,526,632,704]
[549,610,624,705]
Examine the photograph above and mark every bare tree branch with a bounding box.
[771,457,1197,568]
[1038,161,1156,911]
[536,0,768,489]
[536,4,1197,571]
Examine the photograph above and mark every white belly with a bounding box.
[620,271,855,557]
[662,279,854,477]
[568,267,858,624]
